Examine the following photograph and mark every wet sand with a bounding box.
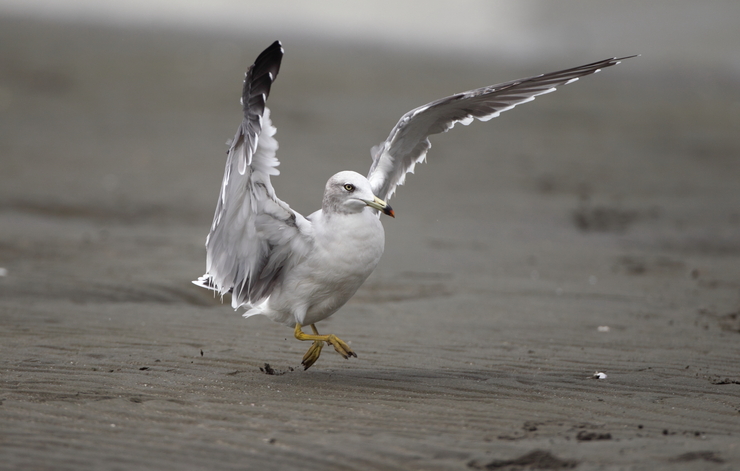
[1,15,740,471]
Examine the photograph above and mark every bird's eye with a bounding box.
[343,183,355,192]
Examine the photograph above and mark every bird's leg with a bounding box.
[294,323,357,370]
[301,324,325,370]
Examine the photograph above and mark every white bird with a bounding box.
[194,41,634,369]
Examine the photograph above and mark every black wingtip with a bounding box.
[257,40,284,66]
[250,40,284,85]
[269,40,284,55]
[240,41,284,119]
[610,54,639,65]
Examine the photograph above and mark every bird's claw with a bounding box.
[301,340,325,370]
[296,323,357,370]
[326,334,357,360]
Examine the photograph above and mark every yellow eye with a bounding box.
[343,183,355,192]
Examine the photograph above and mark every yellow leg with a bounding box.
[294,323,357,370]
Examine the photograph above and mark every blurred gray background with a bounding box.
[1,2,739,470]
[2,0,738,273]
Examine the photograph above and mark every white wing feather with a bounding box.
[194,41,312,309]
[367,56,636,202]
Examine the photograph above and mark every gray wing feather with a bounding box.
[194,41,312,309]
[367,55,636,202]
[234,41,283,175]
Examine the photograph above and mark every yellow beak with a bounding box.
[365,196,395,218]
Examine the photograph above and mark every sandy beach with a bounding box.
[1,6,739,470]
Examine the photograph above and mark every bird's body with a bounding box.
[244,172,386,327]
[194,41,634,369]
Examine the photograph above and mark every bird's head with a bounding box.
[322,171,394,218]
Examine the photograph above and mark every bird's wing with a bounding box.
[194,41,312,309]
[367,55,636,202]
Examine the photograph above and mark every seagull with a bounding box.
[194,41,634,369]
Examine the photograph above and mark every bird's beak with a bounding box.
[365,196,395,218]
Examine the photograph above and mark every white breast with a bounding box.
[266,208,385,326]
